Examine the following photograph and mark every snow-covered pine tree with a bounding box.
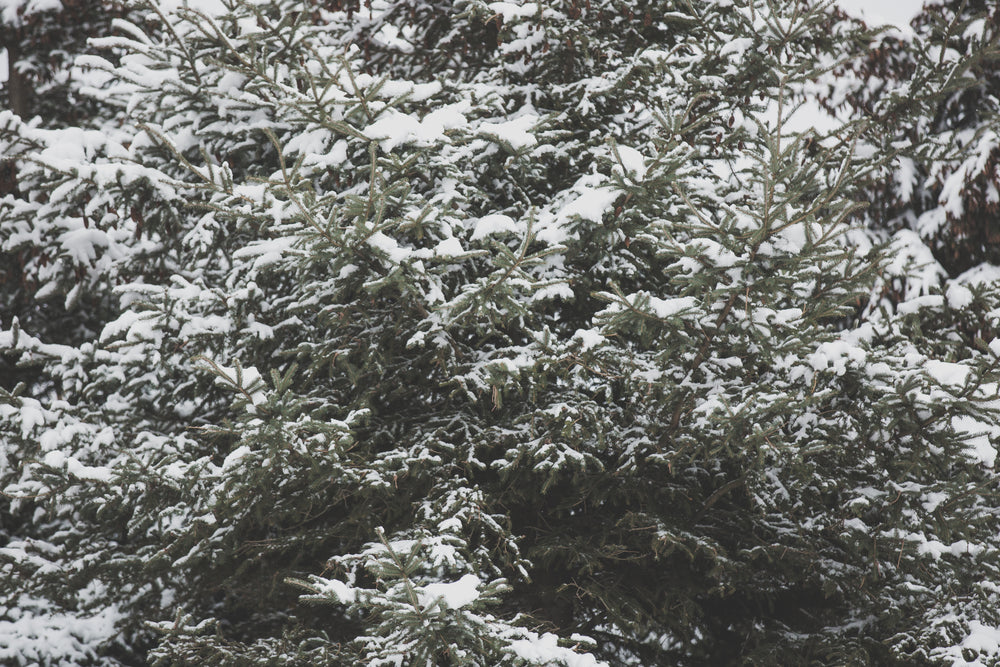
[4,0,1000,665]
[0,0,134,384]
[817,6,1000,660]
[1,2,143,659]
[1,0,126,121]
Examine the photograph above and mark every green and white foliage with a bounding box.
[4,0,1000,665]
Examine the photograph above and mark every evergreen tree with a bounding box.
[1,0,133,378]
[4,1,1000,665]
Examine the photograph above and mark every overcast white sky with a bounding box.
[836,0,927,29]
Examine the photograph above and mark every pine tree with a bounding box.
[4,1,1000,665]
[1,0,133,384]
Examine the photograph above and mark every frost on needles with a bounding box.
[3,0,1000,665]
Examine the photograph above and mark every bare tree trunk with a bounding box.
[6,37,31,118]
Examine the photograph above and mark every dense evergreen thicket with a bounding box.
[3,0,1000,664]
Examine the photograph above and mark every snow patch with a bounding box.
[471,214,518,240]
[953,415,998,467]
[648,295,697,319]
[510,631,606,667]
[479,113,538,151]
[946,283,974,309]
[433,237,466,258]
[612,145,646,181]
[418,573,480,609]
[924,360,970,387]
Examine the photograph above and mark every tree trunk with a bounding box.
[2,36,27,195]
[6,37,31,118]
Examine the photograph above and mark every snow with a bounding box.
[367,231,413,263]
[806,339,867,375]
[573,328,605,351]
[884,230,946,298]
[204,362,267,408]
[374,24,415,54]
[1,0,62,24]
[364,102,469,152]
[924,360,970,387]
[365,110,422,153]
[470,214,519,240]
[917,538,985,560]
[557,186,620,225]
[531,282,574,302]
[433,237,466,258]
[19,403,45,439]
[479,113,538,151]
[487,1,541,21]
[233,237,295,272]
[64,458,113,482]
[957,263,1000,287]
[59,227,110,264]
[719,37,754,59]
[316,578,357,603]
[509,631,607,667]
[41,451,113,482]
[965,18,988,41]
[612,145,646,180]
[647,295,697,319]
[959,621,1000,662]
[0,600,122,666]
[693,238,738,268]
[418,573,480,609]
[922,491,948,513]
[946,283,974,309]
[374,79,440,102]
[896,294,944,315]
[953,415,998,467]
[221,445,252,471]
[7,0,1000,662]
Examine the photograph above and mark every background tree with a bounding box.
[824,0,1000,277]
[0,0,133,386]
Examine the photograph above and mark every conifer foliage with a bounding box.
[3,0,1000,665]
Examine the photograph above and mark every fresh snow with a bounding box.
[647,295,697,319]
[612,145,646,180]
[952,415,998,467]
[42,450,113,482]
[418,573,481,609]
[954,621,1000,667]
[946,282,975,309]
[573,328,605,351]
[510,631,607,667]
[556,186,619,225]
[479,113,538,151]
[6,0,1000,664]
[1,0,63,24]
[924,360,971,387]
[364,102,469,152]
[433,237,466,258]
[0,601,123,666]
[471,214,519,240]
